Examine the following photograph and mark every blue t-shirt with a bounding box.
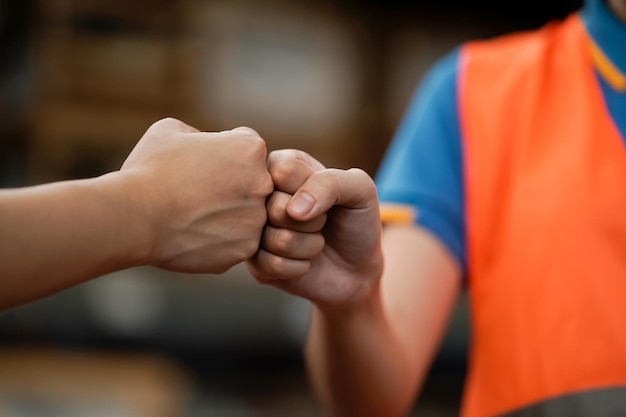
[375,0,626,275]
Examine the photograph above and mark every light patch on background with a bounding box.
[82,268,166,337]
[190,1,361,136]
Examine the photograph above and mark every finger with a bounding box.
[267,149,325,194]
[149,117,200,134]
[286,168,378,222]
[266,191,327,232]
[246,250,311,281]
[261,225,325,260]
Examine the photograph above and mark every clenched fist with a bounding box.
[121,118,274,274]
[246,149,384,311]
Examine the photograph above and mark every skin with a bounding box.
[0,117,273,310]
[608,0,626,23]
[247,150,460,417]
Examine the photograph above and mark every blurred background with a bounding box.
[0,0,581,416]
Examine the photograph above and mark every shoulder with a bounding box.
[418,48,461,105]
[397,48,461,134]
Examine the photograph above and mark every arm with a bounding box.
[247,151,461,417]
[307,225,460,417]
[0,118,273,310]
[0,173,151,309]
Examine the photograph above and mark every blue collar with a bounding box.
[583,0,626,75]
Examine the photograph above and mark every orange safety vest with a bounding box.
[459,14,626,417]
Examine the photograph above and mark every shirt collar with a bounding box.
[582,0,626,78]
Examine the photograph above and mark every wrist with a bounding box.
[94,171,155,267]
[317,247,385,315]
[314,273,384,322]
[310,282,387,353]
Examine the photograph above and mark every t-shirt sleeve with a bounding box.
[375,48,466,273]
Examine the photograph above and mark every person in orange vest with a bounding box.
[247,0,626,415]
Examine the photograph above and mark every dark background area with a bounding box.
[0,1,582,416]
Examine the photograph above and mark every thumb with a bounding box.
[286,168,378,222]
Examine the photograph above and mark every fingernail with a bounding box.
[289,192,315,216]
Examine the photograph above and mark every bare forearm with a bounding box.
[306,289,417,417]
[305,227,462,417]
[0,172,151,309]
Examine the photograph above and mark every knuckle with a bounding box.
[267,194,288,224]
[273,228,295,250]
[347,167,365,176]
[248,258,276,283]
[268,254,287,273]
[248,134,268,155]
[239,136,268,165]
[269,149,298,162]
[262,172,274,195]
[311,169,339,193]
[269,157,297,183]
[233,126,260,137]
[152,117,181,130]
[347,167,373,182]
[242,238,260,259]
[148,117,197,135]
[248,171,273,200]
[348,167,373,184]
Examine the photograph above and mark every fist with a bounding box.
[121,118,273,274]
[246,149,384,311]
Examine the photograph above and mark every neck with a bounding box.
[608,0,626,23]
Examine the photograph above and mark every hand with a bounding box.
[246,150,384,311]
[121,118,273,274]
